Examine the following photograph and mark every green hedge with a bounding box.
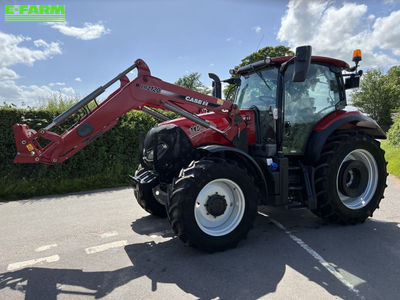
[387,113,400,147]
[381,141,400,178]
[0,107,159,200]
[384,113,400,178]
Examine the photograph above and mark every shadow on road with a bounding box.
[0,266,136,299]
[130,215,174,238]
[1,212,399,299]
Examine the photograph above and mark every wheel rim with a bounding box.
[336,149,378,210]
[194,178,245,236]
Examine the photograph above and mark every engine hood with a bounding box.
[159,110,256,147]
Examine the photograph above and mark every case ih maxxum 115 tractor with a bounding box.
[13,46,387,252]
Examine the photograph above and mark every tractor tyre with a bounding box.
[167,158,258,252]
[133,164,167,218]
[312,130,387,224]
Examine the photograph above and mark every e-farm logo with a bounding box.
[5,5,65,22]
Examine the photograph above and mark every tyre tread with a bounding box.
[166,158,259,252]
[312,130,387,224]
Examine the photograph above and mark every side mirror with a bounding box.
[292,45,312,82]
[345,75,360,89]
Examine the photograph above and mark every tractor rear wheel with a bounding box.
[313,131,387,224]
[133,164,167,218]
[167,158,258,252]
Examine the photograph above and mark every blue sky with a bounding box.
[1,0,400,107]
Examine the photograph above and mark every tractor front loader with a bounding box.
[13,46,387,252]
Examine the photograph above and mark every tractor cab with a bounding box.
[235,53,350,156]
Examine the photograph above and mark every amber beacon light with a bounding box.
[352,49,362,64]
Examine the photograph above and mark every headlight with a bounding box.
[144,143,168,161]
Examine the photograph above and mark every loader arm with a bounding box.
[13,59,245,164]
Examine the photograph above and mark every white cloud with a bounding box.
[278,0,329,45]
[0,67,19,80]
[61,87,75,94]
[252,26,262,33]
[50,22,111,40]
[0,31,68,106]
[371,10,400,56]
[0,31,61,67]
[277,0,400,69]
[75,77,82,82]
[0,80,74,107]
[49,82,65,87]
[226,37,232,42]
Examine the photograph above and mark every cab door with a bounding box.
[283,63,341,155]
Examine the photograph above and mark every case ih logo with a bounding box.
[185,96,209,106]
[5,5,65,22]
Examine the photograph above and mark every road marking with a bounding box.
[7,255,60,271]
[100,231,119,238]
[258,212,364,299]
[35,243,58,252]
[85,240,128,254]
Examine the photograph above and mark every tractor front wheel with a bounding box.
[167,158,258,252]
[313,131,387,224]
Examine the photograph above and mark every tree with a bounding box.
[237,45,294,69]
[175,72,211,95]
[37,92,79,112]
[387,65,400,86]
[224,45,294,101]
[352,68,400,131]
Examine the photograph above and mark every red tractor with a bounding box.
[13,46,387,252]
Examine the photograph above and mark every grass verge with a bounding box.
[381,140,400,178]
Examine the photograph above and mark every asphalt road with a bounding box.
[0,175,399,300]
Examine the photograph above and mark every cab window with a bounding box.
[283,63,340,154]
[235,68,278,110]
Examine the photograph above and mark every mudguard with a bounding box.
[304,110,386,164]
[199,145,269,204]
